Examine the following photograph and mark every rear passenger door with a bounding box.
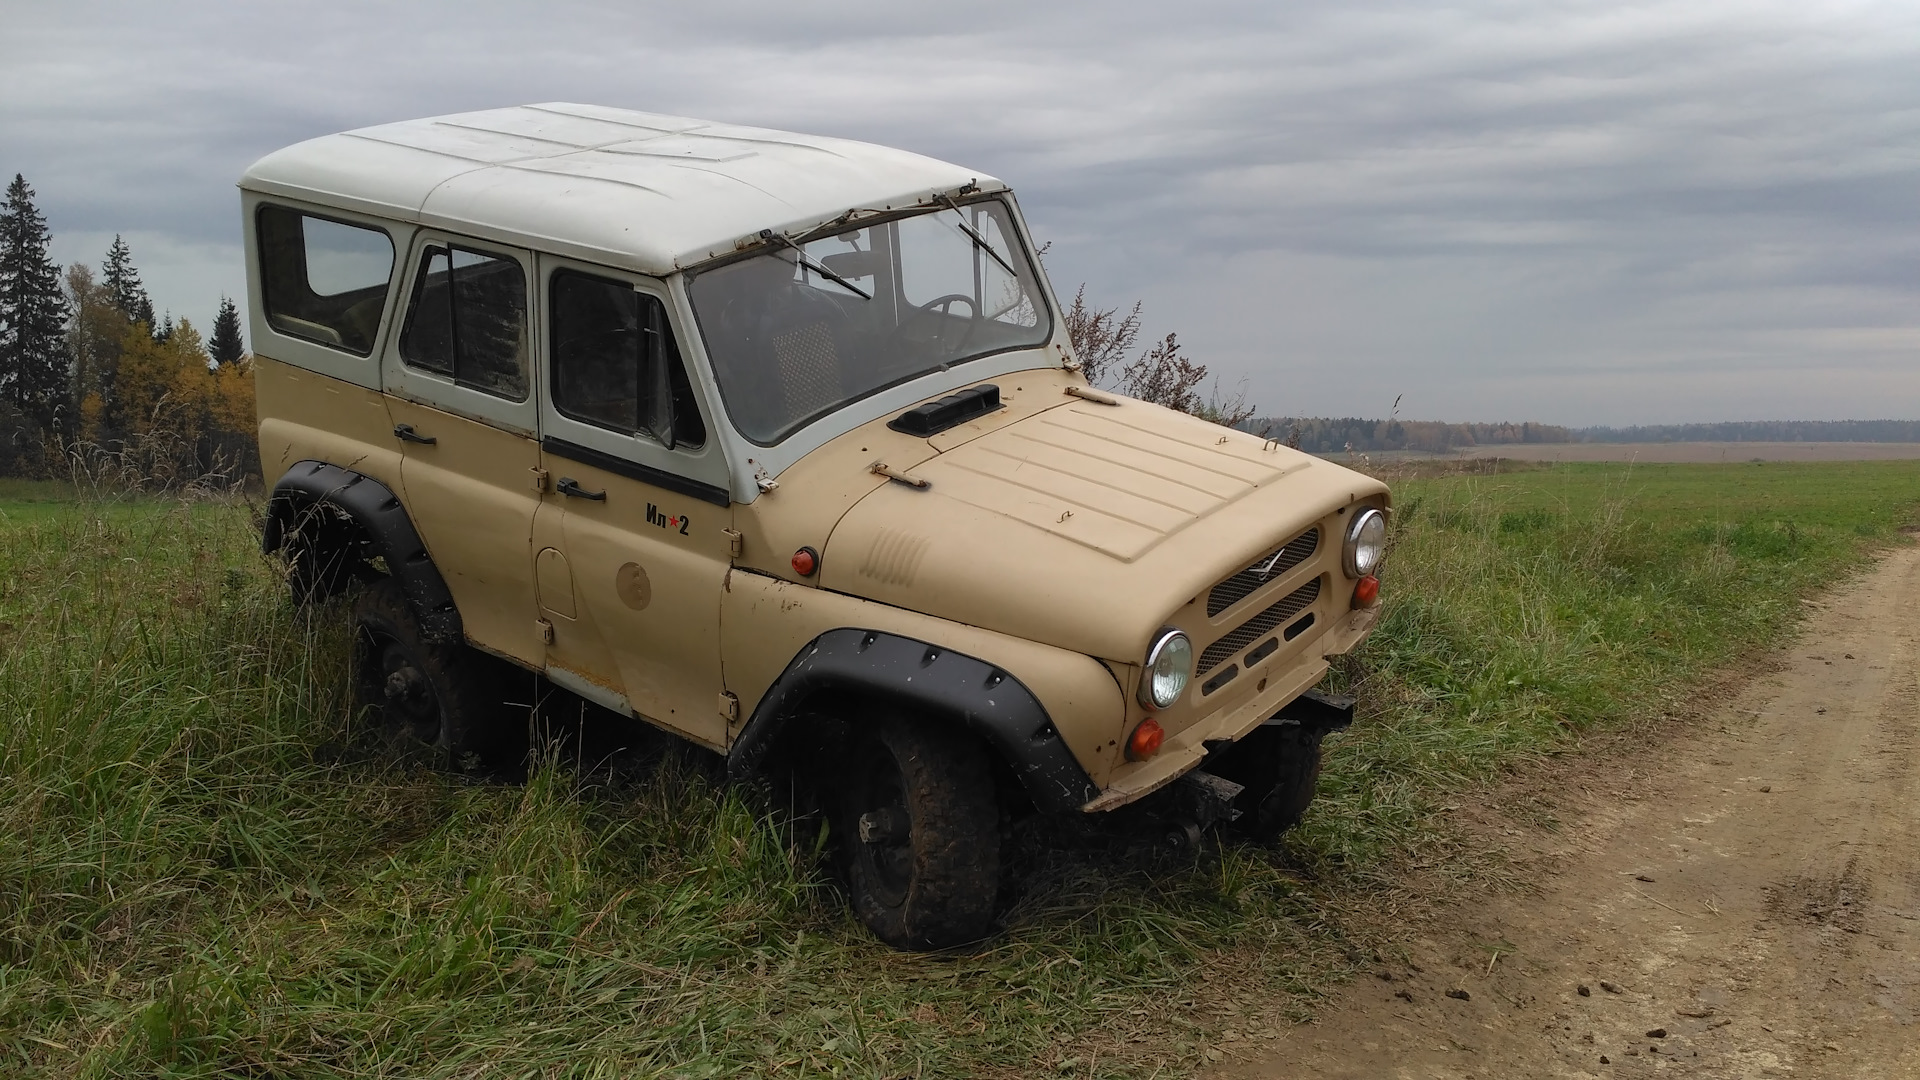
[384,235,545,666]
[535,257,734,749]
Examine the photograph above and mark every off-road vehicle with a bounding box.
[244,104,1390,950]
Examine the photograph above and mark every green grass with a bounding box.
[3,460,1917,1077]
[0,480,84,523]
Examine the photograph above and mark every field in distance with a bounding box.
[1450,441,1920,463]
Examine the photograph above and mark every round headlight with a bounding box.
[1344,507,1387,578]
[1140,629,1193,710]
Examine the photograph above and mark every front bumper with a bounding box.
[1079,604,1378,812]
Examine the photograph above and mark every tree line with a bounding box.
[1249,416,1574,453]
[1249,416,1920,454]
[1576,420,1920,444]
[0,173,256,486]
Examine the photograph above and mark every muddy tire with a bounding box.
[1212,723,1325,842]
[351,578,506,773]
[834,715,1001,950]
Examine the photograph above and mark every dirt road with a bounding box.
[1214,546,1920,1079]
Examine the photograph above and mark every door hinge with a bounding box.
[723,528,744,558]
[529,467,549,493]
[535,618,555,645]
[718,691,740,723]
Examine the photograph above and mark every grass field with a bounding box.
[3,459,1918,1078]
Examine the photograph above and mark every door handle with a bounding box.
[392,423,437,445]
[555,477,606,501]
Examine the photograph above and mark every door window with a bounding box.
[399,244,529,401]
[550,270,705,449]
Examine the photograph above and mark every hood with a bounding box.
[818,395,1387,661]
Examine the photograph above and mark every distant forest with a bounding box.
[1250,417,1920,453]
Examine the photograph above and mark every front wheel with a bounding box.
[834,715,1001,950]
[1210,723,1326,841]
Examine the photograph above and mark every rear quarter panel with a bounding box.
[255,356,401,493]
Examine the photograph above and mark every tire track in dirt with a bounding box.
[1212,546,1920,1079]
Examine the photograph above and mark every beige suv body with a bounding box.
[245,105,1389,948]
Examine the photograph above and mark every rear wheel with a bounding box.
[351,578,507,773]
[834,715,1001,950]
[1211,723,1326,841]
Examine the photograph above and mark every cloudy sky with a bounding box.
[4,0,1917,425]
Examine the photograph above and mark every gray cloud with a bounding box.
[4,0,1915,423]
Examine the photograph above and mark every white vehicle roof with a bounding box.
[240,103,1002,276]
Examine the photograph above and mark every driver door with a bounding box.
[534,256,735,748]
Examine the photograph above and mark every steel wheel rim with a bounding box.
[855,742,914,907]
[374,637,442,745]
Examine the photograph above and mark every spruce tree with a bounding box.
[0,174,71,431]
[208,295,245,367]
[102,234,154,328]
[155,312,174,344]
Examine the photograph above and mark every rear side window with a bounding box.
[256,206,394,356]
[399,245,529,401]
[550,270,705,449]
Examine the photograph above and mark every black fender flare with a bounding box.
[726,628,1100,813]
[262,459,462,644]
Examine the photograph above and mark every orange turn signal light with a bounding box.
[1353,575,1380,608]
[1126,717,1165,761]
[792,547,819,577]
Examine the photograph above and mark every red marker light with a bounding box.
[792,547,819,577]
[1127,718,1165,761]
[1353,575,1380,608]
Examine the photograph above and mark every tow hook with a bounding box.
[1162,769,1246,852]
[1271,687,1356,734]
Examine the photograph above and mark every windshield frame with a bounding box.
[684,194,1055,448]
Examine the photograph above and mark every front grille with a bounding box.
[1208,527,1319,616]
[1197,577,1321,674]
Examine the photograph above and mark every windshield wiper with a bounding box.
[935,194,1019,278]
[759,229,870,300]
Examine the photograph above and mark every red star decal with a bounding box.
[669,516,679,528]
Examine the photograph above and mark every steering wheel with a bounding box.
[890,293,980,356]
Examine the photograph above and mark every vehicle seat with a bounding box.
[340,295,386,352]
[772,320,845,421]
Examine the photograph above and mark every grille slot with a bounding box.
[1197,577,1322,674]
[1208,527,1319,616]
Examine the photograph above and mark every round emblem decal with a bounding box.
[615,562,652,611]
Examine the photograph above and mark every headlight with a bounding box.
[1140,629,1192,710]
[1343,507,1387,578]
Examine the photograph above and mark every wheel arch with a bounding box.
[263,459,463,644]
[726,628,1099,813]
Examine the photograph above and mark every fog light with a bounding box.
[1353,575,1380,608]
[1127,718,1165,761]
[792,547,819,576]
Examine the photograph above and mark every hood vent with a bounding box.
[889,383,1001,437]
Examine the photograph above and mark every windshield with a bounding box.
[688,198,1051,444]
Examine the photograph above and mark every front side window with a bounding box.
[687,197,1051,445]
[256,206,394,355]
[550,270,705,449]
[399,244,529,401]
